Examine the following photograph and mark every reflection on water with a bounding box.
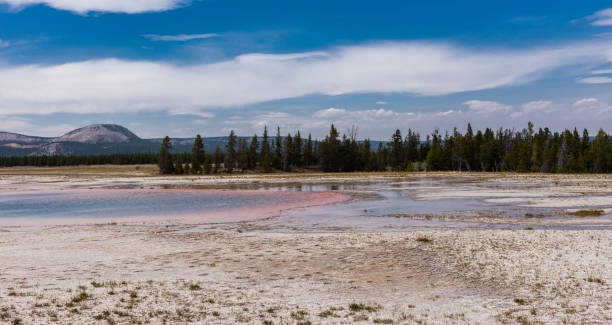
[0,189,346,227]
[2,175,611,230]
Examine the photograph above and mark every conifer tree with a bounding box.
[282,133,292,171]
[237,138,248,172]
[273,126,282,169]
[213,146,222,173]
[248,134,259,169]
[293,130,302,166]
[260,126,272,171]
[158,136,173,174]
[304,133,313,166]
[224,130,237,173]
[191,134,205,174]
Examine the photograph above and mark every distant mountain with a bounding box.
[0,124,157,157]
[0,124,389,157]
[55,124,141,144]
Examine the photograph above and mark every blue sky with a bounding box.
[1,1,612,139]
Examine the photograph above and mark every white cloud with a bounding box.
[143,33,219,42]
[573,98,599,107]
[572,97,612,115]
[463,100,511,113]
[0,41,612,116]
[587,8,612,26]
[435,110,456,117]
[313,108,347,118]
[590,69,612,74]
[579,76,612,84]
[375,101,388,105]
[0,116,76,136]
[521,100,552,112]
[0,0,187,14]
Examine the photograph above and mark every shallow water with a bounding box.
[1,175,611,230]
[0,189,347,227]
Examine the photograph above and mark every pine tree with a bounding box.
[273,126,282,169]
[236,138,248,172]
[213,146,222,173]
[224,130,237,173]
[248,134,259,169]
[293,130,302,167]
[191,134,204,174]
[282,133,292,171]
[260,126,272,171]
[390,129,403,171]
[319,124,340,172]
[158,136,173,174]
[304,133,313,166]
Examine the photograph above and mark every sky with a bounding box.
[0,1,612,139]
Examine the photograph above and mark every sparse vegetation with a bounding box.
[513,298,527,305]
[70,291,90,304]
[349,303,380,313]
[568,209,605,217]
[586,277,605,284]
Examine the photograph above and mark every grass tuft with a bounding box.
[349,303,380,313]
[416,237,432,243]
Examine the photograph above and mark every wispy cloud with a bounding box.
[0,40,611,116]
[0,0,188,14]
[578,76,612,84]
[587,8,612,26]
[590,69,612,74]
[572,97,612,115]
[521,100,552,112]
[463,100,511,113]
[0,39,10,48]
[143,33,219,42]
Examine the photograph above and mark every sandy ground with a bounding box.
[0,226,610,324]
[0,169,611,324]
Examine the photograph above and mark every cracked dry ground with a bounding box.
[0,226,610,324]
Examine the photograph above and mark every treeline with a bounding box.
[0,153,158,167]
[2,122,611,174]
[158,122,612,174]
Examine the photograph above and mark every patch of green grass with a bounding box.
[189,284,201,291]
[568,209,605,217]
[11,318,22,325]
[373,318,394,324]
[211,311,220,317]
